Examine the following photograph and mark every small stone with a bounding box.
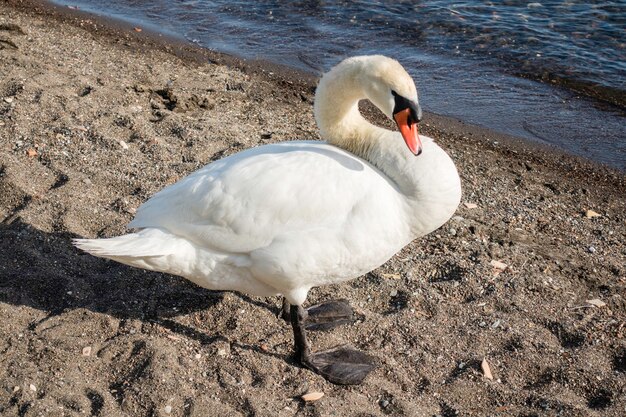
[78,86,93,97]
[490,260,508,270]
[464,202,478,209]
[164,405,172,414]
[390,289,398,297]
[491,320,501,328]
[449,228,457,236]
[119,140,129,150]
[481,358,493,380]
[29,384,36,392]
[134,27,143,32]
[4,97,13,103]
[26,148,37,158]
[382,273,401,280]
[13,386,20,393]
[587,246,596,254]
[194,353,201,359]
[150,99,162,109]
[380,399,390,408]
[82,178,92,186]
[483,305,495,315]
[586,299,606,308]
[585,209,601,218]
[82,346,92,356]
[301,392,324,402]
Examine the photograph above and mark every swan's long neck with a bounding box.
[314,58,462,237]
[314,60,386,160]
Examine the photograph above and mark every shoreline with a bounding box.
[1,2,625,416]
[13,0,626,181]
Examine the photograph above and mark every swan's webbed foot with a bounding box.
[281,297,354,331]
[304,299,354,331]
[301,346,376,385]
[290,304,375,385]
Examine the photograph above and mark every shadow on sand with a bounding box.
[0,217,286,359]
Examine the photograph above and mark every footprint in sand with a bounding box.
[0,22,25,49]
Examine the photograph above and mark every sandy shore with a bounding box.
[1,2,625,416]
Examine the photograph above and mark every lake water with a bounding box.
[52,0,626,170]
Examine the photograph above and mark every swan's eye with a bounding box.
[391,90,422,124]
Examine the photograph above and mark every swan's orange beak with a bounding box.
[393,108,422,156]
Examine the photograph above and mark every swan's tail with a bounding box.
[75,228,281,298]
[73,228,177,257]
[73,228,186,272]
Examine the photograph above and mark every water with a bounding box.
[52,0,626,170]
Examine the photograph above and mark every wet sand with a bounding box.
[1,2,625,416]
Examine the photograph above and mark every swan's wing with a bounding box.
[128,142,401,254]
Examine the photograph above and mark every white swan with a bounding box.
[75,55,462,385]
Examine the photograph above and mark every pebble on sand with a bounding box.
[464,202,478,209]
[481,359,493,380]
[586,299,606,308]
[301,392,324,402]
[585,209,601,218]
[82,346,92,356]
[29,384,36,392]
[489,260,508,270]
[164,405,172,414]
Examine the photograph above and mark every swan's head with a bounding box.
[358,56,423,155]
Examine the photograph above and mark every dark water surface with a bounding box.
[52,0,626,170]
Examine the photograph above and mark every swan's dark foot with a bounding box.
[290,304,375,385]
[302,345,376,385]
[281,297,354,331]
[304,299,354,331]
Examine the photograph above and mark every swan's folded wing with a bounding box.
[128,142,392,254]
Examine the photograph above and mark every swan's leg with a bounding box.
[281,297,354,331]
[290,304,376,385]
[281,296,291,321]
